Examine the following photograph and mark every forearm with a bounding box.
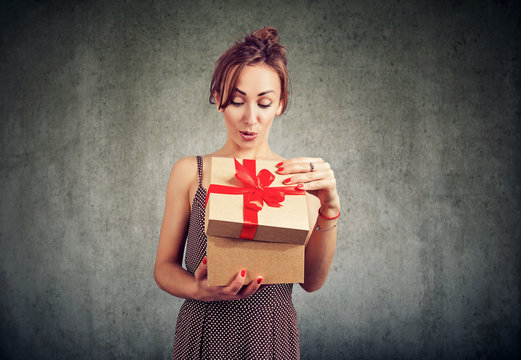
[301,204,339,292]
[154,261,197,300]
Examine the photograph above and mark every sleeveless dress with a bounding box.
[171,156,300,360]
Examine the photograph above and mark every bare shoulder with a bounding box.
[171,156,197,175]
[167,156,198,194]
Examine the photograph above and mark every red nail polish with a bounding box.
[296,184,304,190]
[257,276,263,284]
[241,269,246,277]
[283,178,291,184]
[202,256,207,265]
[276,162,283,167]
[277,167,284,172]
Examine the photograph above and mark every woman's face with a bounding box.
[218,64,283,149]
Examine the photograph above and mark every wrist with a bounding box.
[319,202,340,219]
[187,276,201,301]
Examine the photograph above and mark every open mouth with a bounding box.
[239,131,258,141]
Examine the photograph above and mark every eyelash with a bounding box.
[230,100,272,109]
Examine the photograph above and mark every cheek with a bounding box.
[223,109,241,124]
[260,110,277,123]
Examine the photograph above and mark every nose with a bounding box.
[243,103,258,126]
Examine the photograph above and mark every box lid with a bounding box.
[205,157,310,245]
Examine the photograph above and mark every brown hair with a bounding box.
[209,27,289,114]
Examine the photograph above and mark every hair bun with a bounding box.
[251,26,279,43]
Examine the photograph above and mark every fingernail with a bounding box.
[257,276,263,284]
[283,178,291,184]
[241,269,246,277]
[277,167,284,172]
[276,162,283,167]
[296,184,304,190]
[203,256,207,265]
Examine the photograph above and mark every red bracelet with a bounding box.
[318,208,340,220]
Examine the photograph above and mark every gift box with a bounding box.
[205,157,310,286]
[206,236,305,286]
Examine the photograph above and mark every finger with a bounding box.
[194,256,208,281]
[295,178,337,192]
[276,158,329,174]
[224,269,247,295]
[278,156,323,165]
[276,157,320,173]
[283,169,332,186]
[238,276,263,298]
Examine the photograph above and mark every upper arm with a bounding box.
[154,156,197,269]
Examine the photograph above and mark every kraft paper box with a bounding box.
[205,157,309,244]
[205,157,310,286]
[207,235,304,286]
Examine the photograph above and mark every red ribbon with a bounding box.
[205,158,305,239]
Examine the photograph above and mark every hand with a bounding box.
[276,157,340,216]
[192,257,263,302]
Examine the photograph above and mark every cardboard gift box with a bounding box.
[205,157,310,286]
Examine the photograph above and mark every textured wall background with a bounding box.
[1,0,520,359]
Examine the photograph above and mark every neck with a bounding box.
[216,139,276,159]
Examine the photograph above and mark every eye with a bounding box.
[258,101,272,109]
[230,98,244,106]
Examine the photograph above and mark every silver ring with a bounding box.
[310,162,315,172]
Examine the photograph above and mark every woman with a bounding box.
[154,27,340,359]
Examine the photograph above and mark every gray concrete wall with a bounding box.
[1,0,520,359]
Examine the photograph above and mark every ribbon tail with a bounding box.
[246,191,263,211]
[240,196,259,240]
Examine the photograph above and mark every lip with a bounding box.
[239,131,258,141]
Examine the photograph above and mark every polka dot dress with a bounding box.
[171,156,300,360]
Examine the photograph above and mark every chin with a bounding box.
[238,141,257,148]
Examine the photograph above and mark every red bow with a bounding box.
[206,158,305,239]
[233,158,288,211]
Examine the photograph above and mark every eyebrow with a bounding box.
[235,88,275,96]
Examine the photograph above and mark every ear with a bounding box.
[214,92,224,113]
[275,100,284,116]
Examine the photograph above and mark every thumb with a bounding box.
[194,256,208,281]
